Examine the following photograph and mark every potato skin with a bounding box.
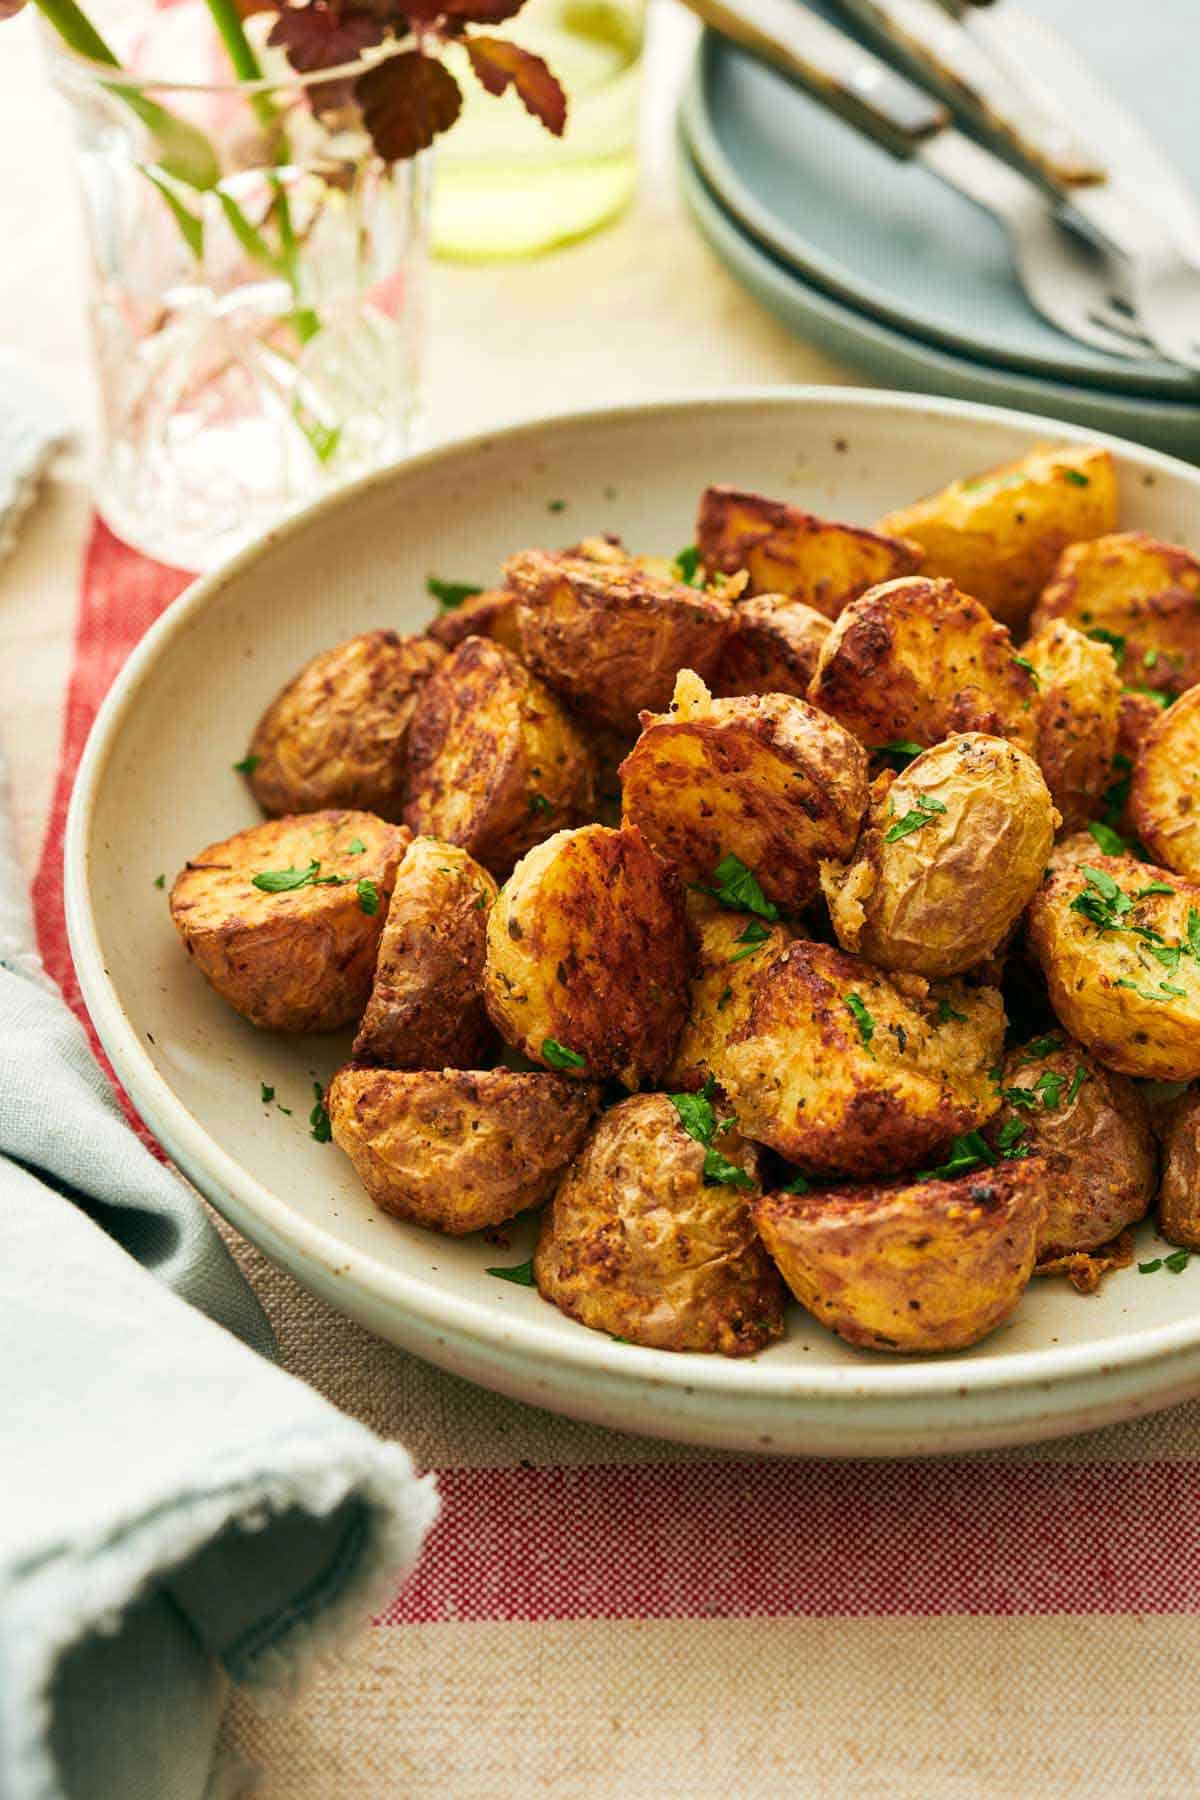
[1024,620,1121,835]
[484,824,690,1088]
[711,594,832,698]
[986,1039,1155,1255]
[506,549,734,734]
[246,631,443,822]
[808,576,1037,751]
[876,442,1117,631]
[328,1066,599,1234]
[620,669,869,912]
[534,1094,786,1355]
[822,733,1056,978]
[1130,685,1200,878]
[754,1160,1046,1353]
[696,486,922,617]
[404,635,594,877]
[1030,532,1200,698]
[721,940,1004,1177]
[352,837,498,1069]
[170,810,408,1032]
[427,587,523,656]
[664,900,793,1091]
[1157,1087,1200,1251]
[1028,852,1200,1079]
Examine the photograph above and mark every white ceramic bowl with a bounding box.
[66,389,1200,1457]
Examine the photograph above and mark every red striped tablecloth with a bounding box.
[40,523,1200,1798]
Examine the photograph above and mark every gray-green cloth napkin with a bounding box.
[0,768,439,1800]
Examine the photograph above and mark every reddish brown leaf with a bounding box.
[0,0,29,19]
[404,0,525,19]
[269,4,388,111]
[465,36,567,135]
[354,49,464,161]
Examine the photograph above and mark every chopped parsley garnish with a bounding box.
[1140,1251,1191,1275]
[252,859,322,893]
[716,983,733,1011]
[1001,1085,1038,1112]
[309,1082,331,1143]
[1066,1067,1089,1106]
[702,1148,754,1189]
[1086,628,1126,665]
[1087,821,1127,856]
[260,1083,275,1103]
[844,993,875,1053]
[937,997,968,1024]
[781,1172,812,1194]
[154,873,165,889]
[918,1131,996,1182]
[547,498,567,513]
[728,920,771,963]
[1010,654,1040,688]
[876,740,924,769]
[233,754,260,775]
[884,793,947,843]
[1024,1034,1063,1059]
[346,837,366,855]
[487,1257,536,1286]
[542,1037,586,1070]
[1069,864,1133,931]
[995,1118,1030,1159]
[1033,1070,1065,1110]
[693,852,779,922]
[1139,882,1176,899]
[529,792,552,816]
[356,878,380,916]
[1063,468,1091,486]
[426,576,484,611]
[1100,754,1132,830]
[1139,1258,1163,1273]
[1123,684,1173,708]
[1116,977,1183,1003]
[667,1083,753,1189]
[672,545,704,587]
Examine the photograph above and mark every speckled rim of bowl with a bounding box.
[64,387,1200,1405]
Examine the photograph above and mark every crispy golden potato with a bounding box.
[404,636,594,877]
[505,549,734,734]
[877,442,1118,630]
[620,669,869,912]
[1117,685,1164,762]
[721,940,1004,1177]
[1130,685,1200,877]
[1024,620,1121,835]
[327,1066,599,1234]
[245,631,443,821]
[534,1093,786,1355]
[665,899,793,1091]
[352,837,498,1069]
[1028,853,1200,1079]
[754,1160,1046,1353]
[1030,531,1200,697]
[427,587,523,656]
[711,594,832,698]
[170,811,407,1032]
[1157,1087,1200,1250]
[808,576,1038,751]
[986,1037,1155,1255]
[696,486,922,617]
[484,824,690,1088]
[821,733,1056,978]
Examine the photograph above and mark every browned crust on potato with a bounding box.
[328,1065,599,1235]
[1030,531,1200,698]
[620,670,869,911]
[534,1093,786,1356]
[246,631,443,821]
[352,836,499,1069]
[427,588,523,656]
[505,549,734,733]
[1157,1087,1200,1251]
[1024,620,1121,835]
[1129,684,1200,878]
[754,1159,1047,1352]
[664,901,794,1092]
[696,486,922,618]
[169,810,408,1031]
[710,594,832,699]
[1033,1230,1136,1293]
[808,576,1038,751]
[404,635,595,876]
[722,940,1003,1177]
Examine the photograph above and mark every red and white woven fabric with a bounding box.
[39,525,1200,1798]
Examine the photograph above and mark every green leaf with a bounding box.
[154,873,165,889]
[876,740,924,769]
[1187,909,1200,961]
[1001,1085,1038,1112]
[529,792,552,816]
[356,878,380,916]
[918,1131,997,1182]
[884,794,947,843]
[995,1118,1030,1159]
[427,577,484,611]
[669,1089,716,1147]
[1024,1034,1064,1059]
[542,1037,586,1070]
[692,852,779,922]
[1087,821,1126,855]
[781,1171,812,1194]
[845,993,875,1052]
[1139,1258,1163,1274]
[346,837,366,856]
[141,167,205,261]
[1086,627,1126,666]
[1122,685,1173,708]
[937,996,968,1025]
[260,1083,275,1103]
[672,545,703,586]
[252,859,320,893]
[487,1258,536,1286]
[216,189,284,276]
[1066,1066,1088,1106]
[548,498,567,514]
[309,1082,332,1143]
[727,919,772,964]
[702,1147,754,1189]
[1033,1070,1066,1110]
[233,754,260,776]
[1165,1249,1191,1273]
[1063,468,1091,487]
[1010,654,1040,688]
[716,983,733,1012]
[292,402,342,467]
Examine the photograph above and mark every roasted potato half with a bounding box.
[534,1093,786,1355]
[876,442,1117,631]
[1023,619,1121,835]
[484,824,690,1088]
[404,635,594,877]
[1157,1087,1200,1251]
[1028,853,1200,1079]
[754,1160,1046,1353]
[721,940,1004,1177]
[245,631,443,822]
[808,576,1037,751]
[696,485,922,616]
[170,810,407,1032]
[711,594,832,698]
[505,549,734,734]
[1030,531,1200,698]
[427,587,523,656]
[986,1037,1155,1256]
[328,1066,599,1234]
[1130,685,1200,878]
[821,733,1056,977]
[665,899,793,1091]
[620,669,869,912]
[352,837,498,1069]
